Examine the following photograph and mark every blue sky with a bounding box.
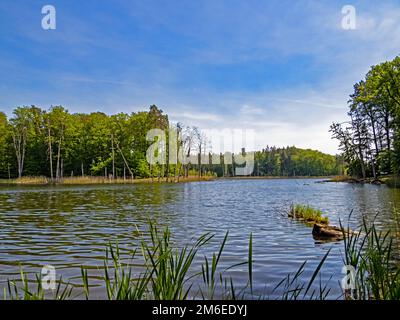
[1,0,400,154]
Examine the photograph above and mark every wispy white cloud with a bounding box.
[169,110,222,123]
[240,104,264,116]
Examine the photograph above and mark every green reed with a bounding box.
[341,217,400,300]
[5,267,72,300]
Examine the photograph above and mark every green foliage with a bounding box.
[251,146,341,177]
[0,105,169,180]
[331,55,400,178]
[0,112,12,177]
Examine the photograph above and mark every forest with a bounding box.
[330,55,400,179]
[0,105,341,181]
[211,146,342,177]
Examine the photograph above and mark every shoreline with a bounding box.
[5,175,396,186]
[0,175,339,186]
[325,175,400,187]
[221,175,333,180]
[0,175,336,187]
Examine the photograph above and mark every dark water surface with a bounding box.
[0,179,399,299]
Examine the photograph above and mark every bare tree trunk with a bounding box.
[61,158,64,181]
[370,119,379,155]
[198,152,201,178]
[12,128,27,179]
[174,164,177,182]
[165,137,169,182]
[12,133,22,178]
[56,138,61,181]
[371,158,377,179]
[115,140,134,178]
[47,120,53,181]
[221,153,225,177]
[186,147,191,178]
[56,125,64,182]
[368,110,379,178]
[384,111,391,167]
[357,145,366,179]
[111,134,115,180]
[232,153,235,177]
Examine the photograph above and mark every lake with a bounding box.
[0,178,399,299]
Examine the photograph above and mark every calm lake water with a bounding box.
[0,178,399,299]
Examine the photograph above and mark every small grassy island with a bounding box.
[288,204,357,241]
[289,204,329,225]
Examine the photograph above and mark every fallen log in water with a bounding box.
[288,204,357,242]
[312,223,357,241]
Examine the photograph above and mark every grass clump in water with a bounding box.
[289,204,329,225]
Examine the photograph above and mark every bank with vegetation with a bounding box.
[0,175,216,186]
[330,55,400,185]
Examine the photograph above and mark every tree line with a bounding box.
[210,146,341,177]
[0,105,341,181]
[330,56,400,178]
[0,105,223,181]
[254,146,342,177]
[0,105,166,180]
